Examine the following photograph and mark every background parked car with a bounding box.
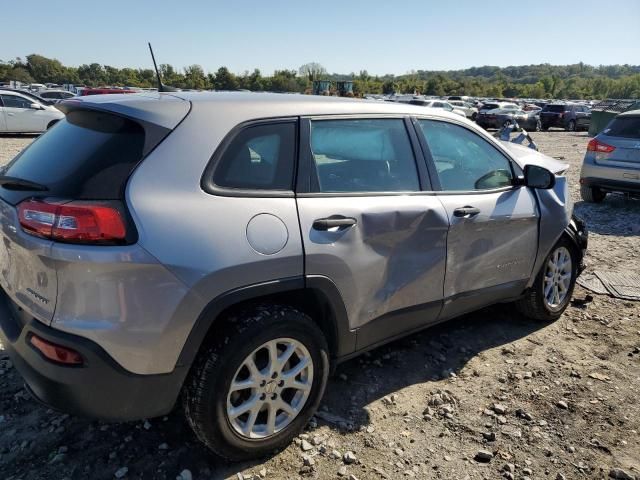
[407,99,467,117]
[0,90,64,133]
[38,90,76,103]
[478,101,519,114]
[476,108,541,131]
[448,100,479,120]
[580,109,640,202]
[79,88,138,96]
[540,103,591,131]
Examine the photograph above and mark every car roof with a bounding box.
[63,91,467,125]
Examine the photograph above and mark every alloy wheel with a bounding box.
[543,246,573,311]
[226,338,314,439]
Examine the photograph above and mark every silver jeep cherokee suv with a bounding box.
[0,92,587,460]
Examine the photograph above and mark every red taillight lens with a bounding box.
[587,139,616,153]
[30,334,83,365]
[18,200,127,244]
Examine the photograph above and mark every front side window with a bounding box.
[213,122,296,191]
[309,118,420,193]
[418,119,513,191]
[1,94,33,109]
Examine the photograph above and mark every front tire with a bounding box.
[580,185,606,203]
[182,305,329,461]
[516,238,578,322]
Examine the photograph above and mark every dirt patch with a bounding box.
[0,132,639,480]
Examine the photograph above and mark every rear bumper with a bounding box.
[581,176,640,194]
[540,117,564,128]
[0,288,187,421]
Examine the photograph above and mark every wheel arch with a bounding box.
[176,276,355,371]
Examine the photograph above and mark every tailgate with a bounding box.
[595,134,640,169]
[0,198,56,323]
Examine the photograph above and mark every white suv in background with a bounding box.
[0,90,65,133]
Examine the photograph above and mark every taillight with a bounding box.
[30,334,83,365]
[587,139,616,153]
[18,199,127,244]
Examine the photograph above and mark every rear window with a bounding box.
[604,117,640,139]
[1,110,145,204]
[544,105,567,113]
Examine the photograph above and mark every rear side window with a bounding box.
[213,122,296,191]
[604,117,640,139]
[309,118,420,193]
[1,110,145,203]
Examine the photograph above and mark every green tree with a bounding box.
[26,54,64,83]
[184,64,208,89]
[213,66,238,90]
[299,62,327,82]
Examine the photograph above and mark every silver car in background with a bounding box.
[0,92,587,461]
[580,109,640,202]
[0,89,65,132]
[448,100,479,120]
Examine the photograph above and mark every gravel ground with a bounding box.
[0,131,639,480]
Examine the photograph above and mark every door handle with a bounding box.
[453,206,480,218]
[312,216,357,231]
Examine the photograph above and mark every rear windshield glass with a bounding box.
[544,105,567,112]
[482,103,500,110]
[604,117,640,139]
[1,110,145,203]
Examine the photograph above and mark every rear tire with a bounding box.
[580,185,606,203]
[182,304,329,461]
[515,237,578,322]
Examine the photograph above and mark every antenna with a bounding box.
[148,43,178,92]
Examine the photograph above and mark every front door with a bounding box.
[0,94,43,132]
[296,117,449,349]
[415,118,539,319]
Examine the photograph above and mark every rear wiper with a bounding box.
[0,176,48,191]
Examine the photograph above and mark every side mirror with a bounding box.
[30,103,43,110]
[523,164,555,189]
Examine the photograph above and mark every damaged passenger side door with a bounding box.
[295,116,449,350]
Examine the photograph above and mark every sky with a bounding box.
[1,0,639,76]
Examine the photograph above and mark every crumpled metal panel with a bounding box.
[297,196,449,330]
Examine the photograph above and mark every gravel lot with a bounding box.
[0,131,639,480]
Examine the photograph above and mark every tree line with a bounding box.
[1,54,639,99]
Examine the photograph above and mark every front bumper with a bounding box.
[0,288,187,421]
[566,214,588,274]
